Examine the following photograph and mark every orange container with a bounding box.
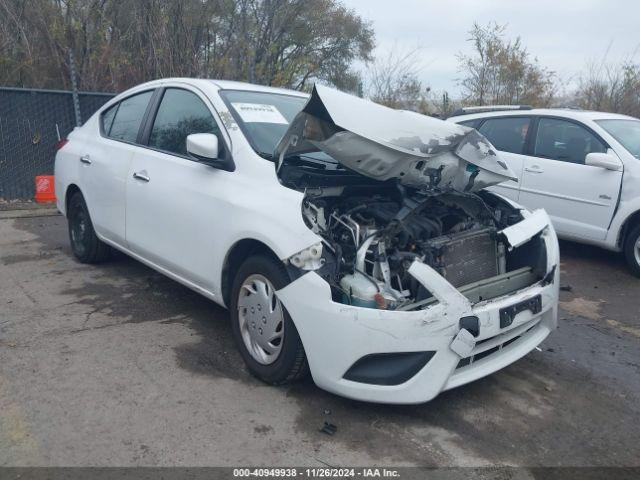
[35,175,56,203]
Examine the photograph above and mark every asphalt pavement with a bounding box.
[1,214,639,469]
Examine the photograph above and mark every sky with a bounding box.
[342,0,640,96]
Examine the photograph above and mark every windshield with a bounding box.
[596,119,640,159]
[220,90,307,157]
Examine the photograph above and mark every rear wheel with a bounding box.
[230,255,308,384]
[624,224,640,278]
[67,192,111,263]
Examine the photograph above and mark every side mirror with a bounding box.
[585,152,622,171]
[186,133,235,172]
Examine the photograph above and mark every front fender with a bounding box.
[606,199,640,250]
[218,192,321,262]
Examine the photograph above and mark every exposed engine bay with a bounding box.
[286,181,547,311]
[275,84,548,311]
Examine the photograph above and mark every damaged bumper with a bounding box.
[276,209,559,404]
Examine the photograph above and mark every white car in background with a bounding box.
[55,79,559,404]
[448,107,640,276]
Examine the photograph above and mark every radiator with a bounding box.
[423,227,499,287]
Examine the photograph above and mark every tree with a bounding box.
[365,46,431,113]
[425,89,463,118]
[212,0,374,91]
[574,54,640,118]
[457,22,555,107]
[0,0,374,92]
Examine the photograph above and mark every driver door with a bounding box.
[125,87,234,293]
[518,117,623,240]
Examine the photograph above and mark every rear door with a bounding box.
[476,116,533,202]
[518,116,622,240]
[79,90,154,246]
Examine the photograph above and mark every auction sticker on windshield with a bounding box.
[232,103,288,124]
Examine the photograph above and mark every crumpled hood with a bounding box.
[274,84,517,192]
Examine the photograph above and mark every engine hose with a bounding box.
[345,204,368,215]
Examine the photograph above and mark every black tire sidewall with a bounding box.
[230,255,306,384]
[624,225,640,277]
[67,192,100,263]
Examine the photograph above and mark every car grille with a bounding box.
[456,318,540,369]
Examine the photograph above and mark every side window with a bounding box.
[534,117,606,164]
[101,104,117,135]
[458,119,481,129]
[478,117,531,154]
[107,90,153,143]
[149,88,220,156]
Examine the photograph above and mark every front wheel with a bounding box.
[624,224,640,278]
[230,255,308,384]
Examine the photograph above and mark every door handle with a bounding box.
[524,166,543,173]
[132,171,150,182]
[80,155,92,165]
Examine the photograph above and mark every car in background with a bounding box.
[55,79,559,404]
[448,107,640,276]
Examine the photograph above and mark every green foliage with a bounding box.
[0,0,374,92]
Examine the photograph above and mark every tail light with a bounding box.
[56,138,69,151]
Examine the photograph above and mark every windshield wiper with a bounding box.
[262,149,343,170]
[288,156,328,170]
[257,151,275,160]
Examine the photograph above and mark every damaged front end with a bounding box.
[276,85,553,310]
[291,186,550,311]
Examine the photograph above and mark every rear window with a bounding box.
[478,117,531,155]
[103,90,153,143]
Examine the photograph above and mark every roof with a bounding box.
[448,108,638,123]
[208,79,308,97]
[450,105,533,117]
[115,78,309,99]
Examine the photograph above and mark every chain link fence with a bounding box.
[0,87,115,201]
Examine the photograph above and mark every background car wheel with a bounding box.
[67,192,111,264]
[624,224,640,278]
[230,254,309,385]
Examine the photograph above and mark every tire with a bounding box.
[67,191,111,264]
[230,254,309,385]
[623,223,640,278]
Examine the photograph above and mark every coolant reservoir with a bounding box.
[340,272,379,308]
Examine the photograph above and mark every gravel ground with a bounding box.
[1,214,639,470]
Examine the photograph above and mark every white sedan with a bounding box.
[55,79,559,404]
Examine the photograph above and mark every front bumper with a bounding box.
[276,209,560,404]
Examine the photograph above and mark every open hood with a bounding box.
[274,84,517,192]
